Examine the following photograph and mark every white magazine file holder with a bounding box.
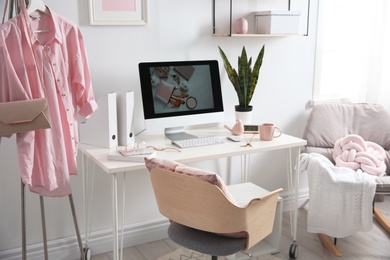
[79,92,118,148]
[117,91,135,146]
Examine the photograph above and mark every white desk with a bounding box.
[79,127,306,260]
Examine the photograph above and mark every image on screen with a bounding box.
[148,64,214,114]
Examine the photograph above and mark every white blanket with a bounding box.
[300,153,377,238]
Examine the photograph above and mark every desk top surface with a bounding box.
[79,127,307,174]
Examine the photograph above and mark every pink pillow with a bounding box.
[144,157,237,205]
[145,157,179,172]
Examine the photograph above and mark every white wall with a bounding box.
[0,0,318,259]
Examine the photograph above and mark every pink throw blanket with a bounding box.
[333,134,386,176]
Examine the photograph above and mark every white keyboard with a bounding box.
[172,136,224,148]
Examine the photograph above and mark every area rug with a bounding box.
[157,247,282,260]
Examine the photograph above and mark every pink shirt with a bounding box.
[0,8,98,197]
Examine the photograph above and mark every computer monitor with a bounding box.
[138,60,225,141]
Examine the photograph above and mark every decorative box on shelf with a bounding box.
[255,10,301,34]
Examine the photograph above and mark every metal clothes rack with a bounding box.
[20,181,86,260]
[6,0,23,20]
[3,0,87,259]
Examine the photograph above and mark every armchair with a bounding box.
[302,102,390,256]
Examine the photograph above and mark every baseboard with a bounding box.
[281,189,309,212]
[0,192,309,260]
[0,218,169,260]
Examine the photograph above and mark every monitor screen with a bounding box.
[138,60,224,140]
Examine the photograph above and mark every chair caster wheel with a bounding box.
[83,247,91,260]
[289,242,298,259]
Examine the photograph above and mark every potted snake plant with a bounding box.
[218,45,265,123]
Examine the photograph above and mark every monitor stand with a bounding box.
[165,127,197,141]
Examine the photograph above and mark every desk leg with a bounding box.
[241,154,250,182]
[119,173,126,260]
[287,147,301,259]
[112,173,119,260]
[294,147,301,239]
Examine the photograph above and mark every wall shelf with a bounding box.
[212,0,311,37]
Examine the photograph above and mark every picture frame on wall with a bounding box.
[89,0,148,25]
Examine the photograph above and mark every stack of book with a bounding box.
[107,149,156,162]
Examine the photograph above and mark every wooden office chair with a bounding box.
[302,102,390,256]
[146,158,282,259]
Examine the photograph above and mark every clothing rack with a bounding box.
[7,0,22,19]
[20,181,86,260]
[7,0,42,19]
[3,1,87,259]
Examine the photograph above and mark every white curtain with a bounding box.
[315,0,390,109]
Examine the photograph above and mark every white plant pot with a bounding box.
[235,110,253,125]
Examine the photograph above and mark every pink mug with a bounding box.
[259,123,282,141]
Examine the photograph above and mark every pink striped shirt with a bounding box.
[0,8,98,197]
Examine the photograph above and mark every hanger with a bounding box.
[26,0,50,33]
[26,0,49,16]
